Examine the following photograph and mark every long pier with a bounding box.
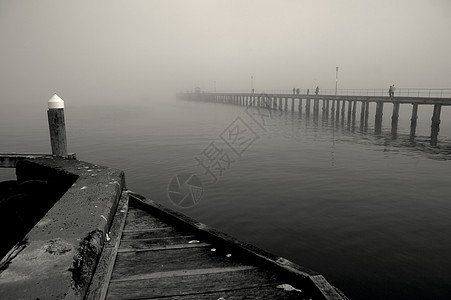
[178,90,451,146]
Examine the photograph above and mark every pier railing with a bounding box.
[206,88,451,98]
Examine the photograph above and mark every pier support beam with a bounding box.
[347,100,352,125]
[341,99,346,120]
[298,98,303,114]
[360,101,365,128]
[375,102,384,134]
[313,99,319,118]
[325,100,330,119]
[431,104,442,146]
[391,103,400,139]
[364,102,370,131]
[410,103,418,142]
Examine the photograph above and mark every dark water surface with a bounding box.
[1,97,451,299]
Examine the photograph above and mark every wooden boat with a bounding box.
[86,191,348,300]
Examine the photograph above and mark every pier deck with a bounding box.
[88,192,346,299]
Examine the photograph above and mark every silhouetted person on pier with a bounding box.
[293,88,295,94]
[307,89,310,95]
[389,85,395,98]
[252,88,254,94]
[296,88,300,95]
[315,86,319,95]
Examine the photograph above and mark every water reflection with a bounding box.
[245,101,451,161]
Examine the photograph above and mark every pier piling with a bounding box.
[410,104,418,141]
[375,102,384,134]
[431,104,442,146]
[391,103,400,139]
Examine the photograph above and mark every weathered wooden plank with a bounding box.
[150,285,307,300]
[119,235,200,251]
[111,247,243,280]
[85,191,129,300]
[110,266,255,282]
[123,212,169,231]
[121,227,191,241]
[126,205,152,218]
[118,242,210,253]
[107,268,285,299]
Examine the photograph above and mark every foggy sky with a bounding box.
[1,0,451,106]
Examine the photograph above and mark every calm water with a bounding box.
[1,96,451,299]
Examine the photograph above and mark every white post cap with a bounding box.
[48,94,64,109]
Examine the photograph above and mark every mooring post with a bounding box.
[47,94,68,157]
[409,103,418,141]
[391,102,400,139]
[431,104,442,146]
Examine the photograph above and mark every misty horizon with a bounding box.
[1,0,451,108]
